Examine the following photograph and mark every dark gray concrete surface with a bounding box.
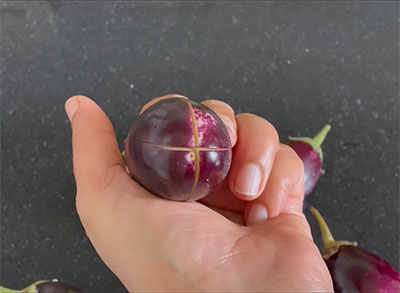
[1,1,399,292]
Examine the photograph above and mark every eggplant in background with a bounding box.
[289,124,331,198]
[311,207,400,293]
[0,279,83,293]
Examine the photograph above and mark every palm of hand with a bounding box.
[83,167,330,292]
[67,95,332,292]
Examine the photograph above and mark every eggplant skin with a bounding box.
[36,281,84,293]
[326,245,400,292]
[289,141,322,197]
[125,97,232,201]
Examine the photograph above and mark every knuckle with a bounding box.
[237,113,279,144]
[294,153,304,173]
[275,145,304,193]
[268,124,280,146]
[292,153,305,183]
[280,144,304,170]
[290,153,304,189]
[279,143,294,152]
[235,112,256,120]
[259,120,279,148]
[202,99,235,114]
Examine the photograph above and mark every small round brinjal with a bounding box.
[36,280,83,293]
[0,279,83,293]
[125,97,232,201]
[289,125,331,197]
[310,208,400,292]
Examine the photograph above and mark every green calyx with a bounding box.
[288,124,331,162]
[310,207,357,259]
[0,280,56,293]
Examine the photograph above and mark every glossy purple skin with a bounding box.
[37,281,83,293]
[326,245,400,293]
[289,141,322,197]
[125,98,232,201]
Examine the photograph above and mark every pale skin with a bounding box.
[65,94,333,292]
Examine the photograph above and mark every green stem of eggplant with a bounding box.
[0,286,20,293]
[288,124,331,162]
[310,207,357,259]
[311,124,331,150]
[0,280,56,293]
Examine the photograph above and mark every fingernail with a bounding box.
[247,203,268,225]
[65,97,79,121]
[219,115,236,143]
[235,163,261,196]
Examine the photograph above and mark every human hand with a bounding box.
[65,94,333,292]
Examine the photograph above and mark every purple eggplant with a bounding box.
[310,207,400,292]
[125,97,232,201]
[289,125,331,197]
[36,280,83,293]
[0,279,83,293]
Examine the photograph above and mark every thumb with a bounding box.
[65,96,169,291]
[65,95,130,223]
[66,95,125,191]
